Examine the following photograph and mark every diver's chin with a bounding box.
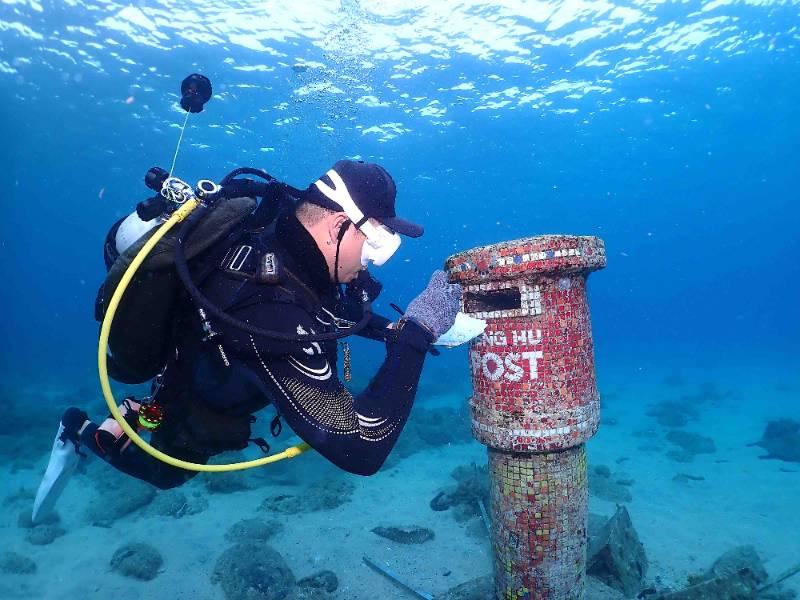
[337,271,357,284]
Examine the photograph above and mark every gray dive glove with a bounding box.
[404,270,463,340]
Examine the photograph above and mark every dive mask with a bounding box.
[314,169,402,267]
[359,220,401,266]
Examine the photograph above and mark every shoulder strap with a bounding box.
[196,221,324,320]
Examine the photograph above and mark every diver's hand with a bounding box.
[404,270,462,340]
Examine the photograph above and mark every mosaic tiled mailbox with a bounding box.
[446,235,606,600]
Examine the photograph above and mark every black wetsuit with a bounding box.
[81,210,433,488]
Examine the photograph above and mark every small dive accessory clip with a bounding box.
[160,177,195,206]
[118,175,223,257]
[137,402,165,431]
[137,176,222,221]
[160,178,221,208]
[194,179,222,203]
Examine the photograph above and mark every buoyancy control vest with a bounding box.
[95,196,256,383]
[94,168,301,384]
[95,167,377,386]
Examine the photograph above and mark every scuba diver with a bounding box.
[30,74,465,522]
[36,158,462,501]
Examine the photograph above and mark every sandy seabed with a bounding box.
[1,355,798,599]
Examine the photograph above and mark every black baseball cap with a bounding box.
[303,160,424,238]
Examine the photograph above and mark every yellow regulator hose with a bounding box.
[98,198,311,472]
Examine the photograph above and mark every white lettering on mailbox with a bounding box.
[477,329,542,347]
[471,349,544,381]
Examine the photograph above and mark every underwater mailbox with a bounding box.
[446,235,606,600]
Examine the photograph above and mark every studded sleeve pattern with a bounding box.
[226,306,432,476]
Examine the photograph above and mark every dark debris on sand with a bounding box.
[665,431,716,463]
[259,476,355,514]
[430,463,490,522]
[211,542,339,600]
[0,551,37,575]
[109,542,163,581]
[651,545,797,599]
[225,517,284,543]
[751,419,800,463]
[27,524,66,545]
[211,542,296,600]
[84,472,156,525]
[150,488,208,518]
[297,570,338,595]
[17,509,65,546]
[371,525,435,545]
[589,464,634,503]
[646,400,699,429]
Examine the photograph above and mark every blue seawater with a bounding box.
[1,2,798,599]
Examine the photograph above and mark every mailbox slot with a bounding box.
[464,287,521,314]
